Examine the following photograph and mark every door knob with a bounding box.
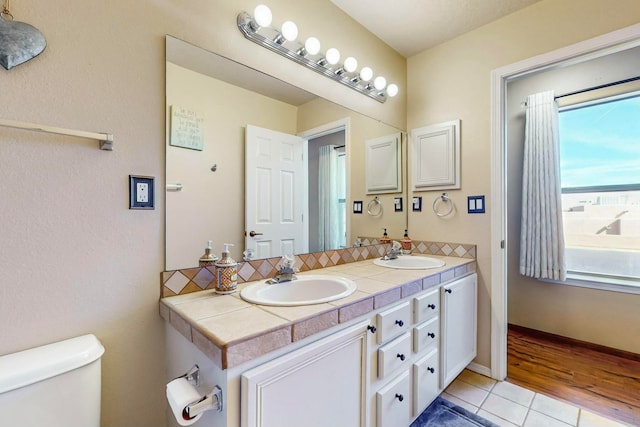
[248,230,263,237]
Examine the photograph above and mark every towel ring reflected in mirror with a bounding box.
[433,193,455,217]
[367,196,383,216]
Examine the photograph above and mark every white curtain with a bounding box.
[520,91,567,281]
[318,145,340,250]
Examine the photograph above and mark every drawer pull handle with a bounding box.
[367,325,377,334]
[427,367,435,374]
[445,288,452,294]
[428,332,435,338]
[396,353,405,361]
[428,303,436,309]
[395,393,404,402]
[395,320,404,327]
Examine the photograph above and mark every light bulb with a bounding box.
[304,37,321,55]
[253,5,272,28]
[386,83,399,97]
[360,67,373,82]
[281,21,298,41]
[325,48,340,65]
[344,57,358,73]
[374,76,387,90]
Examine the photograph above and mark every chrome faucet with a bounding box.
[381,247,402,260]
[267,255,298,284]
[381,241,403,260]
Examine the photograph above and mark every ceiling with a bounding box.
[330,0,543,58]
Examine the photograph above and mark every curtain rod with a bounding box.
[555,75,640,99]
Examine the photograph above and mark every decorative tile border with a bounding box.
[160,240,476,297]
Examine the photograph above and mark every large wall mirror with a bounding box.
[165,36,407,270]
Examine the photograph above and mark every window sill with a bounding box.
[542,273,640,295]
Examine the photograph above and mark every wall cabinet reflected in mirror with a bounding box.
[365,133,403,195]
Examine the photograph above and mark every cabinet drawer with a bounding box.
[378,332,411,378]
[376,370,411,427]
[413,316,439,354]
[413,348,439,416]
[413,288,439,323]
[376,301,411,344]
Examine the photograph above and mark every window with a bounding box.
[558,92,640,285]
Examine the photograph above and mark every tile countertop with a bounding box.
[160,255,476,370]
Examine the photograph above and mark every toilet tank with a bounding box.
[0,334,105,427]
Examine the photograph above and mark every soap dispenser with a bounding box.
[215,243,237,294]
[199,240,218,267]
[379,228,391,244]
[401,229,412,255]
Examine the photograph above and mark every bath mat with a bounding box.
[411,396,500,427]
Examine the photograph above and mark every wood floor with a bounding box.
[507,324,640,426]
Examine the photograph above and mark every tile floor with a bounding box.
[443,370,631,427]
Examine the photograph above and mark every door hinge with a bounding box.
[500,240,505,249]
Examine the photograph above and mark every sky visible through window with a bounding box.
[559,94,640,188]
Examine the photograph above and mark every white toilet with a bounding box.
[0,334,105,427]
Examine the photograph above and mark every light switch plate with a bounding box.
[130,175,155,209]
[467,195,485,214]
[412,196,422,212]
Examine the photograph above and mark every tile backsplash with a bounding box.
[161,239,476,297]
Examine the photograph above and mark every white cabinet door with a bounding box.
[376,302,411,344]
[365,133,402,194]
[440,273,477,388]
[241,321,368,427]
[376,370,411,427]
[413,348,439,416]
[377,332,411,378]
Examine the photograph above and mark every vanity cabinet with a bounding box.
[242,321,369,427]
[440,273,477,388]
[164,271,477,427]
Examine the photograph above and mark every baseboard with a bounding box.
[466,361,491,378]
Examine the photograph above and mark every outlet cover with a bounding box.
[130,175,155,209]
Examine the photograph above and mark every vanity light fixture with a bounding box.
[237,5,398,103]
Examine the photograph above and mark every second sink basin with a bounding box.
[240,275,357,306]
[373,255,445,270]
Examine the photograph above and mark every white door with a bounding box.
[245,125,307,259]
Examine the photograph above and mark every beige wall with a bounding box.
[407,0,640,368]
[0,1,404,426]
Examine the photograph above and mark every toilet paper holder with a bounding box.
[176,365,223,417]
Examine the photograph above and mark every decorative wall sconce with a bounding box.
[237,5,398,103]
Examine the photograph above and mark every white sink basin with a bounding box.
[240,275,357,306]
[373,256,445,270]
